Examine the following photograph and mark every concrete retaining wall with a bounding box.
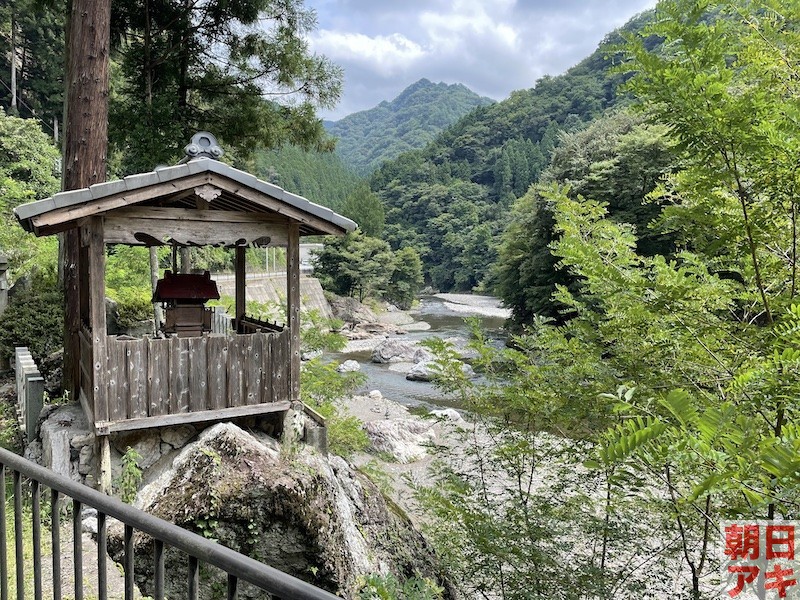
[215,274,333,321]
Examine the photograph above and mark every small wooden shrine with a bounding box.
[15,133,356,440]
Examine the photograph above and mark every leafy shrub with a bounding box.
[301,309,346,353]
[115,446,143,503]
[300,358,368,457]
[323,408,370,458]
[105,246,151,291]
[0,399,23,452]
[109,286,153,329]
[0,282,64,367]
[105,246,156,329]
[357,573,443,600]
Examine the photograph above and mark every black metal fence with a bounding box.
[0,445,339,600]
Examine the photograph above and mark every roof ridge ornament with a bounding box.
[184,132,224,160]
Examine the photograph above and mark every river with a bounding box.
[329,295,509,412]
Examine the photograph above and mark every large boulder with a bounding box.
[363,419,437,463]
[329,295,377,325]
[336,360,362,373]
[406,360,475,382]
[406,361,436,382]
[111,423,455,599]
[39,404,93,483]
[371,339,417,364]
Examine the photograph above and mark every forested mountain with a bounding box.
[495,110,676,323]
[252,145,361,212]
[326,78,494,175]
[369,11,656,294]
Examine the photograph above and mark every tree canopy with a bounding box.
[312,231,423,309]
[0,0,64,129]
[0,109,59,278]
[494,110,677,324]
[253,144,360,211]
[109,0,342,173]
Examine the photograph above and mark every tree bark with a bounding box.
[10,12,17,114]
[61,0,111,398]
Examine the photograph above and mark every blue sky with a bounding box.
[305,0,657,120]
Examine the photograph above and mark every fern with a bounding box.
[597,416,668,465]
[658,389,698,428]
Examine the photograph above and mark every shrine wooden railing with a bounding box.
[95,328,291,433]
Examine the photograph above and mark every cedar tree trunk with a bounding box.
[61,0,110,397]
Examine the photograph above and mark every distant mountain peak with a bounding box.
[327,80,494,175]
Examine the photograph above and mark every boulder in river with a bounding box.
[406,361,436,382]
[412,347,433,363]
[406,360,475,382]
[336,359,362,373]
[371,339,417,363]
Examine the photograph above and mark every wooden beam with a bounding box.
[88,216,108,422]
[98,437,111,494]
[287,223,300,402]
[106,206,290,224]
[95,401,291,434]
[235,246,246,329]
[78,388,94,433]
[102,217,289,246]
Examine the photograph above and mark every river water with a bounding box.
[329,295,508,411]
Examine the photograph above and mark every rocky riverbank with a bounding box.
[329,293,508,348]
[327,294,501,382]
[341,392,468,525]
[323,293,513,525]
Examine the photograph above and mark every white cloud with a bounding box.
[311,31,425,77]
[419,0,520,53]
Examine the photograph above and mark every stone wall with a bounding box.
[215,274,333,320]
[32,402,323,491]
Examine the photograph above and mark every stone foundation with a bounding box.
[31,402,325,493]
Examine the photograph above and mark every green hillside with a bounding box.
[369,11,655,293]
[326,78,494,176]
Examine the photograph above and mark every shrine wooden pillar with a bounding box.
[87,216,111,493]
[234,246,246,332]
[287,224,300,402]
